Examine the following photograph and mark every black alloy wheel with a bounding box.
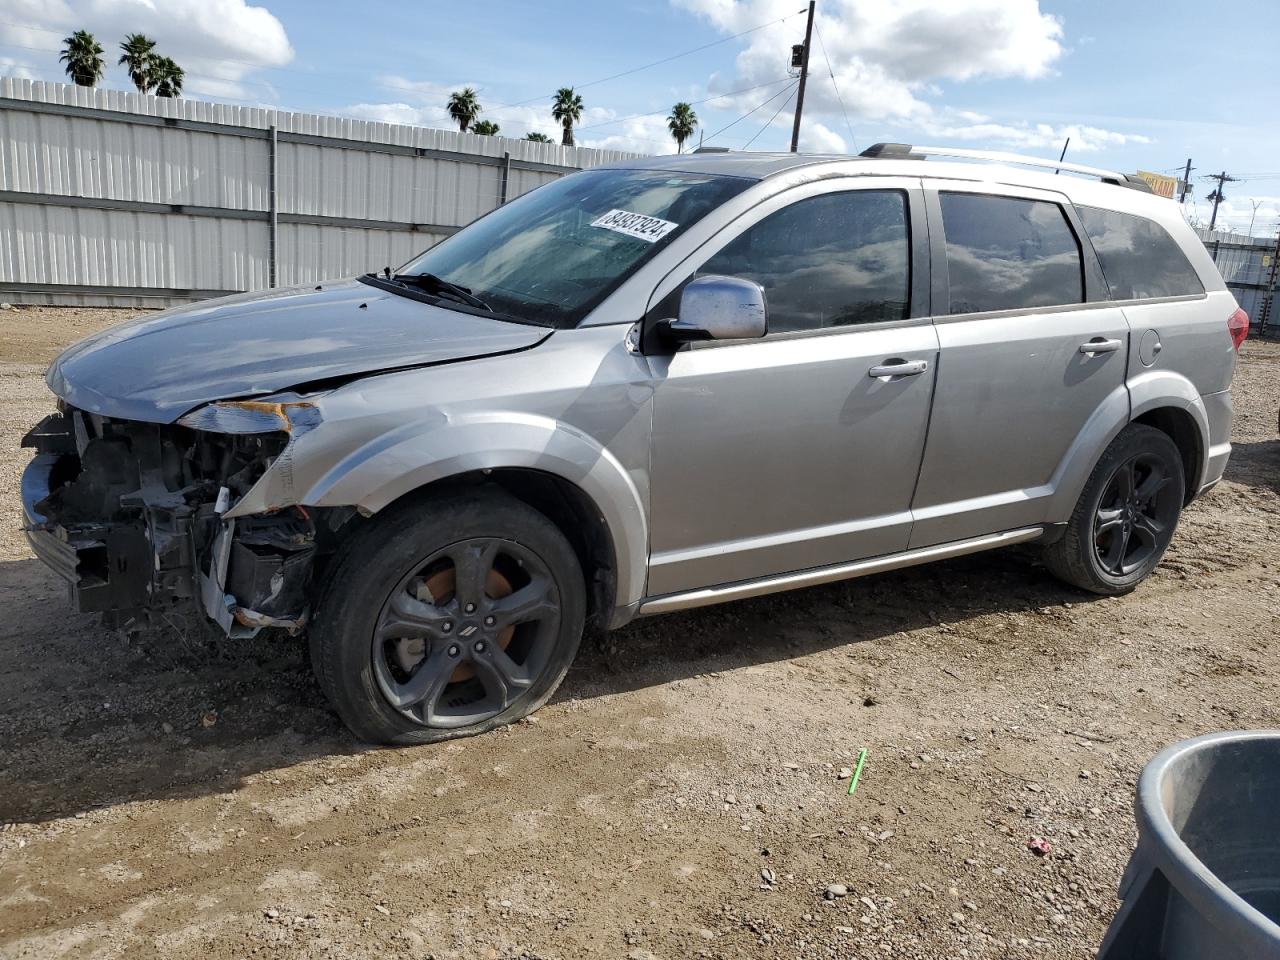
[310,489,585,745]
[1092,452,1180,577]
[371,537,561,728]
[1043,423,1185,596]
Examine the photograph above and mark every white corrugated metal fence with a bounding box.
[0,79,643,306]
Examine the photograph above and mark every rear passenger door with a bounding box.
[909,183,1129,548]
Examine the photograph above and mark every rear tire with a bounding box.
[1043,424,1185,596]
[310,488,585,745]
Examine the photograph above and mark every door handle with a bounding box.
[1079,337,1123,355]
[868,359,929,379]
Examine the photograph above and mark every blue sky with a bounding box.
[2,0,1277,232]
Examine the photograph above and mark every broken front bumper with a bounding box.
[22,453,98,600]
[20,409,318,636]
[22,450,163,617]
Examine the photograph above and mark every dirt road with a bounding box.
[2,307,1278,960]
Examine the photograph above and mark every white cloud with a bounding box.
[917,115,1152,153]
[0,55,36,80]
[0,0,293,100]
[336,101,436,127]
[798,121,846,154]
[680,0,1064,122]
[678,0,1147,154]
[582,112,679,153]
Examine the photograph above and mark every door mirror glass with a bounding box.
[662,275,768,342]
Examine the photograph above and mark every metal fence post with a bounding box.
[500,151,511,206]
[268,123,278,288]
[1261,232,1280,337]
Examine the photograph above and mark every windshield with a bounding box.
[396,168,753,328]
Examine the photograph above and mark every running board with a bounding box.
[638,526,1045,615]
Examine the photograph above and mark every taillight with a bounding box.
[1227,307,1249,352]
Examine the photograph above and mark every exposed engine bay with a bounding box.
[21,403,339,636]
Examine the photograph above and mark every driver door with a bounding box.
[644,178,938,598]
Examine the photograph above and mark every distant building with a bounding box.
[1196,227,1277,333]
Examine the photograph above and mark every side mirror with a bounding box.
[660,275,768,343]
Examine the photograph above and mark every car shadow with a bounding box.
[562,544,1084,701]
[1222,438,1280,495]
[0,555,364,825]
[0,542,1088,825]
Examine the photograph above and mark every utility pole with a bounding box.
[789,1,816,153]
[1206,170,1239,231]
[1179,158,1193,203]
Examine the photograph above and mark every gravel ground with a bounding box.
[1,306,1279,960]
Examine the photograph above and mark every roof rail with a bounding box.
[858,142,1153,193]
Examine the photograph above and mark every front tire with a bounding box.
[310,488,585,745]
[1043,424,1185,595]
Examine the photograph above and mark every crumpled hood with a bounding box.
[46,278,552,423]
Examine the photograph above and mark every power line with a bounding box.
[744,85,800,150]
[814,24,855,152]
[0,38,770,150]
[333,9,810,128]
[1,8,808,125]
[0,11,797,86]
[577,77,793,132]
[701,80,798,146]
[541,11,807,97]
[0,31,787,145]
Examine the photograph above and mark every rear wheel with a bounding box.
[1043,424,1185,595]
[310,489,585,745]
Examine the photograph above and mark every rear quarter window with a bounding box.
[1077,206,1204,300]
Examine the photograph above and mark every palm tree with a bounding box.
[118,33,156,93]
[447,88,481,133]
[667,102,698,153]
[151,57,184,98]
[471,120,500,136]
[60,30,105,87]
[525,132,553,143]
[551,87,583,147]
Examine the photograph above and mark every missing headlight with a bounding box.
[177,399,323,436]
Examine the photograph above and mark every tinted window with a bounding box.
[1077,206,1204,300]
[940,193,1083,314]
[699,190,910,333]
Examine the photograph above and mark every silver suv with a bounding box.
[21,144,1246,744]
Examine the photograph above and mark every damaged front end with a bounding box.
[21,401,329,637]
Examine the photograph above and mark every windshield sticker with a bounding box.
[590,209,679,243]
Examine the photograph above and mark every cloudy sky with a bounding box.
[1,0,1277,233]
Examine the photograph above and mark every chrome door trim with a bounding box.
[638,525,1044,615]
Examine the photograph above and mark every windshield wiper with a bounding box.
[391,272,492,312]
[360,272,554,327]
